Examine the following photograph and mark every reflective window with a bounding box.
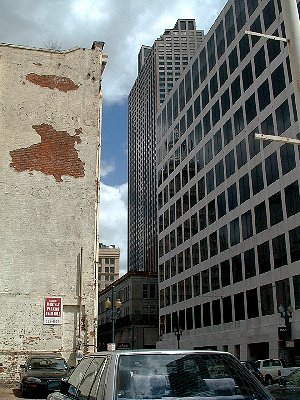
[221,259,231,287]
[219,225,229,252]
[234,292,245,321]
[228,183,238,211]
[257,241,271,274]
[254,201,268,233]
[284,181,300,217]
[251,163,264,195]
[272,234,288,269]
[289,226,300,262]
[230,218,240,246]
[239,173,250,204]
[265,152,279,185]
[223,118,233,145]
[260,284,274,315]
[244,248,256,279]
[269,191,283,226]
[241,210,253,240]
[232,254,243,283]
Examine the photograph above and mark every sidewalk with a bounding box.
[0,383,19,399]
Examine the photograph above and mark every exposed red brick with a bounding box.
[10,123,85,182]
[26,73,79,92]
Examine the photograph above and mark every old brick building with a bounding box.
[0,41,107,381]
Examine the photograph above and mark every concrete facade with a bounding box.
[156,0,300,365]
[98,243,120,291]
[98,272,159,350]
[0,42,107,381]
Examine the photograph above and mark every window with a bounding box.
[219,225,229,252]
[247,0,258,16]
[244,248,256,279]
[205,140,213,164]
[280,144,296,175]
[251,163,264,195]
[225,149,236,178]
[245,93,257,124]
[234,292,245,321]
[232,254,243,283]
[228,183,238,211]
[233,107,244,136]
[285,181,300,217]
[276,100,291,134]
[248,129,260,158]
[206,168,215,194]
[257,241,271,273]
[208,199,216,224]
[242,62,253,92]
[212,300,221,325]
[246,288,259,319]
[265,152,279,185]
[201,85,209,109]
[258,80,270,111]
[223,118,233,145]
[219,61,228,86]
[263,0,276,30]
[254,201,268,233]
[221,89,230,116]
[272,234,287,269]
[225,6,236,45]
[212,100,220,126]
[254,47,266,78]
[269,192,283,226]
[213,129,222,155]
[239,34,250,61]
[223,296,233,323]
[215,159,225,186]
[289,226,300,262]
[236,139,247,166]
[241,210,253,240]
[250,16,262,46]
[229,47,238,73]
[239,173,250,203]
[202,269,210,294]
[200,237,208,261]
[221,260,231,287]
[260,284,274,315]
[217,192,227,218]
[230,218,240,246]
[267,29,281,62]
[211,265,220,290]
[231,76,241,104]
[271,63,286,97]
[210,74,219,98]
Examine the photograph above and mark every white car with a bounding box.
[47,349,274,399]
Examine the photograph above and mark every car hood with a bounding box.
[24,369,69,379]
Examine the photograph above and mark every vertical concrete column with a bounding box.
[281,0,300,131]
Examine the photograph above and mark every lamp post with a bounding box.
[278,305,293,340]
[104,286,122,345]
[174,327,182,349]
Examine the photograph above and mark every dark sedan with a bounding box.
[47,349,274,400]
[20,354,71,397]
[267,369,300,399]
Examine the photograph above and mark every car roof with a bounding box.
[85,349,232,357]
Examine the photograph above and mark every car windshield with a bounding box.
[116,353,273,400]
[28,357,67,370]
[287,370,300,385]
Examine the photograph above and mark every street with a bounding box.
[0,384,46,399]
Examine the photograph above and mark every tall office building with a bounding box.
[128,20,204,272]
[156,0,300,364]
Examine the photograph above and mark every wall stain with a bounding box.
[26,73,79,92]
[10,124,85,182]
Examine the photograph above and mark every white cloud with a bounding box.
[0,0,226,104]
[99,182,128,276]
[100,160,115,177]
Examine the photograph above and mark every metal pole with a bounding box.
[281,0,300,130]
[112,286,115,344]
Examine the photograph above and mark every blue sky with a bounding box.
[0,0,227,275]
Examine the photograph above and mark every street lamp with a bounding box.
[278,305,293,340]
[174,327,182,349]
[104,286,122,345]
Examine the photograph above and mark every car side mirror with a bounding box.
[20,364,26,369]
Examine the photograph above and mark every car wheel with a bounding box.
[21,383,28,398]
[265,375,273,386]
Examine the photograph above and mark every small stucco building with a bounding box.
[0,41,107,382]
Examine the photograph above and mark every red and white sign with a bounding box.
[44,297,62,325]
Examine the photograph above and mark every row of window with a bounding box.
[157,1,285,161]
[158,91,297,206]
[159,225,300,290]
[160,273,300,333]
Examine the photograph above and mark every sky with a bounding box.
[0,0,227,275]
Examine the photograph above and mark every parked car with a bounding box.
[47,349,274,400]
[241,361,264,384]
[267,369,300,399]
[255,359,300,385]
[20,353,71,397]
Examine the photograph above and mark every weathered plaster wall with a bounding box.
[0,43,107,381]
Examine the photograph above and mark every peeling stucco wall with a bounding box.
[0,43,107,382]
